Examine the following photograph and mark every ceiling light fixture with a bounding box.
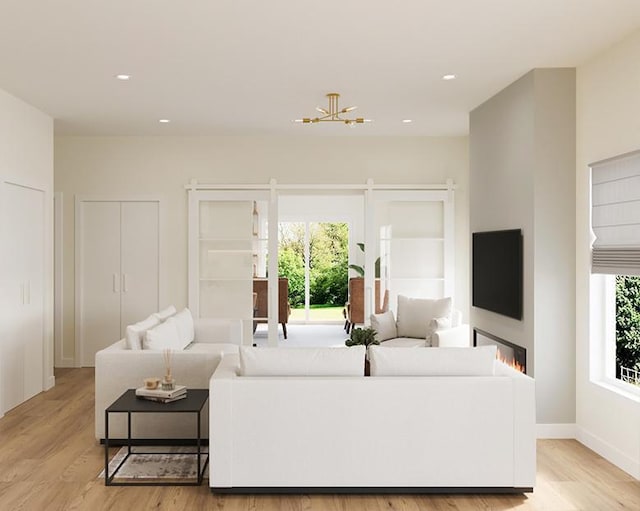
[115,74,131,80]
[295,93,371,125]
[402,119,413,124]
[158,119,170,123]
[442,74,456,80]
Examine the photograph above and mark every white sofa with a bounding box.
[209,346,536,493]
[95,316,241,441]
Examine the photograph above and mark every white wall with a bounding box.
[0,88,54,402]
[576,29,640,479]
[470,69,577,427]
[54,136,469,362]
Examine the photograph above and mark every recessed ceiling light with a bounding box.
[115,74,131,81]
[402,119,413,124]
[159,119,171,123]
[442,74,457,81]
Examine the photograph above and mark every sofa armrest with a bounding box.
[432,324,470,347]
[209,354,239,488]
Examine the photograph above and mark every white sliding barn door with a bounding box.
[77,199,160,367]
[1,183,45,412]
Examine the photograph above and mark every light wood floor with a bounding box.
[0,369,637,511]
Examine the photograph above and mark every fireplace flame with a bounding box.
[496,347,525,373]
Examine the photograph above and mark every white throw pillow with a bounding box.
[396,295,452,339]
[425,316,452,347]
[368,345,497,376]
[125,314,161,350]
[370,310,398,341]
[153,305,177,322]
[239,346,366,376]
[173,308,195,349]
[143,317,182,350]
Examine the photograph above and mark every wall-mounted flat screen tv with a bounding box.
[472,229,523,320]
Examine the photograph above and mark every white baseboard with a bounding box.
[56,357,76,369]
[576,426,640,480]
[536,423,577,439]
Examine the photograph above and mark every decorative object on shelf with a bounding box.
[162,349,174,390]
[345,326,379,347]
[348,242,381,278]
[135,384,187,403]
[144,377,160,390]
[252,201,259,236]
[294,93,372,125]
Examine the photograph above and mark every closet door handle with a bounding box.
[113,273,120,293]
[122,273,128,293]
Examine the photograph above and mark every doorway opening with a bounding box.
[279,221,348,323]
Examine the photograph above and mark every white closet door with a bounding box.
[21,186,45,401]
[79,202,121,366]
[1,183,44,411]
[120,201,159,333]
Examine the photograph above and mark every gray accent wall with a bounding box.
[470,69,576,425]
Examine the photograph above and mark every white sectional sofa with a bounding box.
[209,345,536,493]
[95,312,241,441]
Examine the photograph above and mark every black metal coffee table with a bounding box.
[104,388,209,486]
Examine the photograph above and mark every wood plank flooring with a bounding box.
[0,368,637,510]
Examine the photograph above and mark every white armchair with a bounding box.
[369,295,470,348]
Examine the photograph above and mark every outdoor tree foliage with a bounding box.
[615,276,640,378]
[278,222,348,307]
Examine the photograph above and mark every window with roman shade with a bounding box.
[591,149,640,275]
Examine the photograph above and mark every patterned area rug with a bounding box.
[99,446,209,483]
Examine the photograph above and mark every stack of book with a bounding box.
[135,384,187,403]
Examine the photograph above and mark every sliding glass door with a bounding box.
[364,189,454,320]
[188,182,454,343]
[188,190,278,345]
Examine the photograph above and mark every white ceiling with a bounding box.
[1,0,639,136]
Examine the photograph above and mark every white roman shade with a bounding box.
[591,149,640,275]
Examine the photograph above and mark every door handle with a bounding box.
[122,273,128,293]
[113,273,119,293]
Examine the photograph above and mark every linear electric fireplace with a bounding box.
[473,328,527,374]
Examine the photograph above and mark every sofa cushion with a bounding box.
[396,295,452,339]
[379,337,426,348]
[153,305,177,322]
[368,345,497,376]
[143,317,182,350]
[173,308,195,348]
[125,314,161,350]
[185,343,240,356]
[239,346,366,376]
[370,310,397,341]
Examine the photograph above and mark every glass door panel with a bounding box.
[190,191,275,345]
[369,190,452,320]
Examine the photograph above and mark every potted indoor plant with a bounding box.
[345,326,379,376]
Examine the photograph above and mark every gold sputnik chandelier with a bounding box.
[295,93,371,125]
